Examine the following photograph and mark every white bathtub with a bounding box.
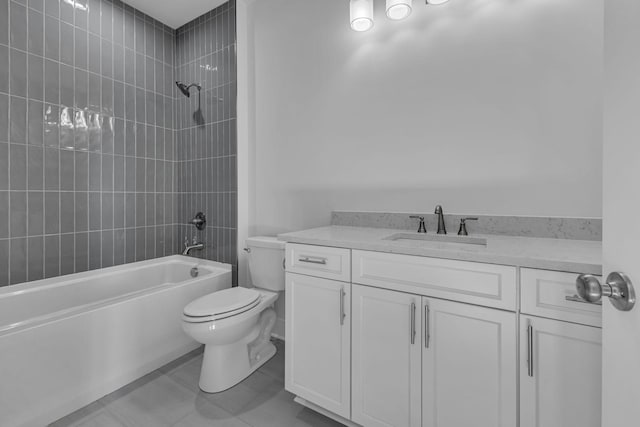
[0,255,231,427]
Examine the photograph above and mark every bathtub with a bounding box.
[0,255,231,427]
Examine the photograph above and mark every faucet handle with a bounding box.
[409,215,427,233]
[458,217,479,236]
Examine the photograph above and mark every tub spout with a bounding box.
[183,242,205,256]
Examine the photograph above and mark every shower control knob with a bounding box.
[190,212,207,230]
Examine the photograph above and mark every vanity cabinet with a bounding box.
[285,244,352,419]
[285,243,601,427]
[350,284,517,427]
[519,316,601,427]
[351,285,422,427]
[519,268,602,427]
[422,298,516,427]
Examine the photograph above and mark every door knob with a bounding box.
[576,272,636,311]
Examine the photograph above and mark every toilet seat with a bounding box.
[183,287,261,323]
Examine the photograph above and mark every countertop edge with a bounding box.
[278,232,602,276]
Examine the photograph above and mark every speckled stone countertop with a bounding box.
[278,226,602,275]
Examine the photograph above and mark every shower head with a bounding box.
[176,81,202,98]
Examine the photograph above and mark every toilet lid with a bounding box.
[184,287,261,317]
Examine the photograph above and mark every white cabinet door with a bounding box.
[422,298,517,427]
[285,273,351,419]
[520,316,602,427]
[352,284,422,427]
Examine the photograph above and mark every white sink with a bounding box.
[382,232,487,247]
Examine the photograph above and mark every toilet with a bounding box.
[182,236,285,393]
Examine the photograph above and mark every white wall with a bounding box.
[242,0,603,238]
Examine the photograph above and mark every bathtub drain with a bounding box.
[190,267,199,278]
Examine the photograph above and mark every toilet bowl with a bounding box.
[182,236,285,393]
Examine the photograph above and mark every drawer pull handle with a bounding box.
[527,320,534,378]
[339,287,346,326]
[298,256,328,265]
[565,294,602,306]
[410,302,416,345]
[424,303,430,349]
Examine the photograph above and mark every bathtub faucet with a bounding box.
[183,242,205,256]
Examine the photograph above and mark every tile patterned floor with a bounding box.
[50,340,343,427]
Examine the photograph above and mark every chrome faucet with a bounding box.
[434,205,446,235]
[409,215,427,233]
[183,238,205,256]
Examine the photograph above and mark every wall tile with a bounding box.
[27,8,44,56]
[89,230,101,270]
[0,46,8,94]
[3,0,236,286]
[44,191,59,234]
[10,49,27,97]
[174,2,237,279]
[0,191,8,239]
[10,2,28,51]
[27,191,43,236]
[60,233,74,275]
[44,234,59,278]
[60,22,74,67]
[27,145,43,190]
[27,236,44,281]
[10,238,27,284]
[0,0,8,47]
[75,232,88,273]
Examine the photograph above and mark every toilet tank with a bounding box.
[246,236,285,291]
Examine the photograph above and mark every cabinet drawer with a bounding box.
[352,250,517,311]
[286,244,351,282]
[520,268,602,327]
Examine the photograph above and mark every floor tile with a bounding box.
[236,389,344,427]
[171,398,252,427]
[260,340,285,382]
[74,411,128,427]
[50,401,112,427]
[164,354,204,394]
[52,339,342,427]
[158,347,204,376]
[100,373,200,427]
[197,370,275,416]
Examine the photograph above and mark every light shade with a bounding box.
[426,0,450,5]
[386,0,412,20]
[350,0,374,32]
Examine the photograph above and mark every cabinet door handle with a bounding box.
[298,256,327,265]
[424,303,430,349]
[410,302,416,345]
[565,294,602,305]
[339,287,346,326]
[527,320,534,377]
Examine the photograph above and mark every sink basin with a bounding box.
[382,232,487,247]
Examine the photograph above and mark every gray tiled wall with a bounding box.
[174,1,238,284]
[0,0,179,286]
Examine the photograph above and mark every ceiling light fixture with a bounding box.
[426,0,450,5]
[386,0,412,20]
[350,0,374,32]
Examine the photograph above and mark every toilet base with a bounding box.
[197,307,277,393]
[199,338,276,393]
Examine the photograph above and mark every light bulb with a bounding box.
[386,0,412,20]
[350,0,374,32]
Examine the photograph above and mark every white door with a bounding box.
[351,284,422,427]
[422,298,517,427]
[520,316,602,427]
[603,1,640,425]
[285,273,351,418]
